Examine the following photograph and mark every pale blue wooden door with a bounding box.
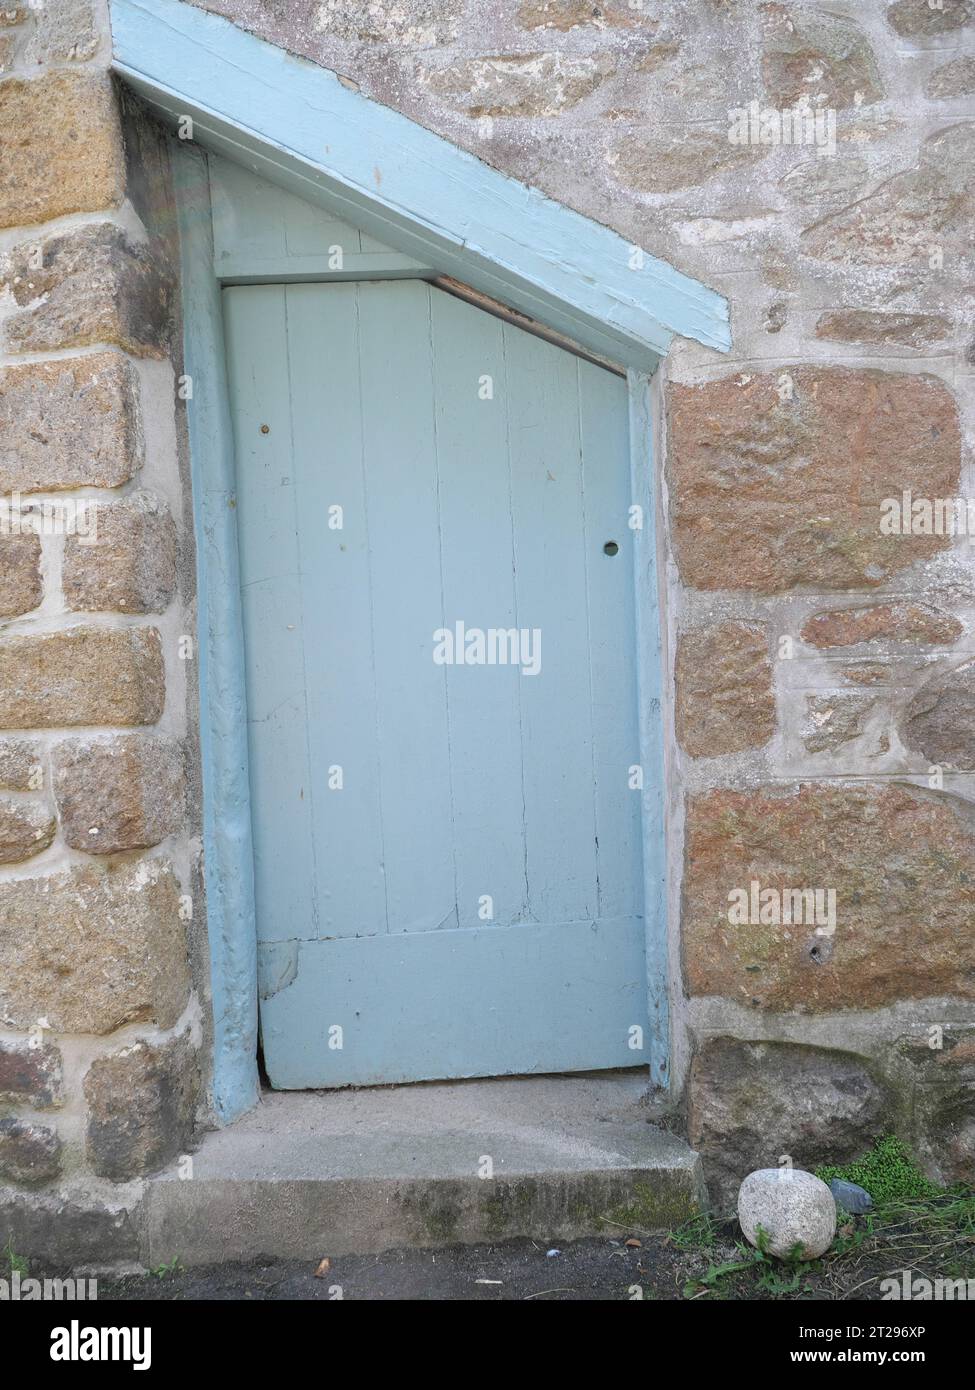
[224,280,650,1088]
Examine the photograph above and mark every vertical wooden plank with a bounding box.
[284,283,388,938]
[578,359,644,922]
[210,156,287,267]
[429,287,527,929]
[358,230,399,254]
[212,152,371,265]
[503,321,598,924]
[283,204,362,258]
[355,280,456,934]
[224,284,317,943]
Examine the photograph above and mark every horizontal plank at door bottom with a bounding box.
[259,916,650,1088]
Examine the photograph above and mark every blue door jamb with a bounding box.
[175,147,260,1122]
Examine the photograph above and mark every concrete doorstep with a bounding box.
[145,1073,705,1266]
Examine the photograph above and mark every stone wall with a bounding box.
[0,0,203,1259]
[188,0,975,1208]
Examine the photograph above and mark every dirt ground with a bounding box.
[95,1195,975,1301]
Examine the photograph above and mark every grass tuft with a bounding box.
[815,1135,940,1205]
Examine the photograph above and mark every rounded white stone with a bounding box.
[737,1167,837,1260]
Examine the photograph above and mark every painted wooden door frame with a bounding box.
[111,0,730,1123]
